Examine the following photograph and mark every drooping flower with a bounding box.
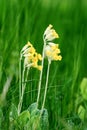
[21,41,42,70]
[21,41,33,52]
[21,41,35,57]
[44,24,59,42]
[44,42,62,62]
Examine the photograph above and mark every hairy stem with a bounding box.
[37,40,46,107]
[41,60,51,111]
[19,55,22,103]
[18,67,30,115]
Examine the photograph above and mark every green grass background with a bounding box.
[0,0,87,129]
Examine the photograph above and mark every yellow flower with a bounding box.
[31,53,42,70]
[24,54,42,70]
[37,65,42,71]
[21,41,32,52]
[21,42,36,57]
[53,55,62,61]
[37,54,42,60]
[22,42,42,71]
[44,24,59,41]
[44,42,62,62]
[29,47,36,54]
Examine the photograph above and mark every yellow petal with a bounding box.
[37,54,42,60]
[37,65,42,71]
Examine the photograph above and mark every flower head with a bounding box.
[44,42,62,62]
[21,41,42,70]
[21,41,35,57]
[44,24,59,42]
[21,41,33,52]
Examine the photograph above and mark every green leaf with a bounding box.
[27,103,49,130]
[17,110,30,128]
[0,108,3,128]
[9,103,18,122]
[27,107,41,130]
[9,104,18,130]
[40,109,49,130]
[28,102,38,114]
[78,105,85,121]
[80,78,87,100]
[27,103,41,130]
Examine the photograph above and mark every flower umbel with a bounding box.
[44,42,62,62]
[44,24,59,42]
[21,41,42,70]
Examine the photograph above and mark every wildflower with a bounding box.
[37,24,62,109]
[21,41,42,70]
[37,65,42,71]
[21,42,35,57]
[44,42,62,62]
[44,24,59,42]
[31,52,42,70]
[21,41,33,52]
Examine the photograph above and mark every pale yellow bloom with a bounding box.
[37,65,42,71]
[44,42,62,62]
[21,41,32,52]
[21,42,42,70]
[37,54,42,60]
[44,24,59,41]
[21,42,36,57]
[44,24,53,36]
[24,56,33,67]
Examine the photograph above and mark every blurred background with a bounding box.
[0,0,87,129]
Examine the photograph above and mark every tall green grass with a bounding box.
[0,0,87,129]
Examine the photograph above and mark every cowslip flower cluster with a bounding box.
[44,24,59,41]
[44,42,62,62]
[21,41,42,70]
[43,24,62,62]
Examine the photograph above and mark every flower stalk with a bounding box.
[41,60,51,111]
[37,39,46,107]
[37,24,62,109]
[19,54,22,102]
[18,66,30,115]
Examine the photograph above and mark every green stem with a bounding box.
[41,60,51,112]
[18,67,30,115]
[37,40,46,107]
[19,55,22,104]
